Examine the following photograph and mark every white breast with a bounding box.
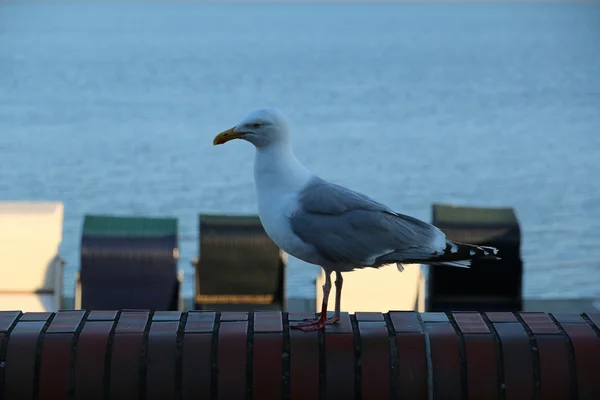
[256,182,324,266]
[253,145,322,265]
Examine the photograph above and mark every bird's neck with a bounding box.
[254,142,313,194]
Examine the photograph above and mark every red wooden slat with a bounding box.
[452,312,490,334]
[288,312,316,321]
[114,311,148,333]
[395,332,428,399]
[182,333,212,400]
[254,311,283,333]
[493,322,534,399]
[551,313,588,324]
[187,311,216,322]
[4,321,47,399]
[217,321,248,399]
[486,312,517,323]
[220,312,248,321]
[463,334,499,399]
[421,312,449,323]
[325,330,354,399]
[107,313,148,400]
[424,322,463,397]
[289,329,319,399]
[119,310,149,319]
[146,321,179,400]
[38,311,84,399]
[87,310,118,320]
[325,312,352,333]
[38,333,77,400]
[109,333,145,399]
[561,324,600,399]
[452,313,498,399]
[19,312,52,321]
[519,312,561,334]
[74,321,115,400]
[359,322,389,400]
[389,311,423,333]
[45,310,85,334]
[0,311,21,332]
[537,335,572,399]
[185,311,215,333]
[355,312,384,321]
[253,333,283,400]
[152,311,182,321]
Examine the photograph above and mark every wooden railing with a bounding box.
[0,310,598,399]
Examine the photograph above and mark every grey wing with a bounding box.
[289,177,447,267]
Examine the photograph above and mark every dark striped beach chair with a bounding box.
[426,203,522,312]
[193,214,286,311]
[77,214,181,311]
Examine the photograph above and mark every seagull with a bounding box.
[213,108,500,332]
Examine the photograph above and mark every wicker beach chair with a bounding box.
[426,203,522,312]
[193,214,286,311]
[78,214,181,311]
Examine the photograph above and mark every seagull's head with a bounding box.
[213,108,292,149]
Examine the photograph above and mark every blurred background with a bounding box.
[1,0,599,307]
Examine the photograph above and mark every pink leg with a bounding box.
[327,271,343,324]
[291,271,332,332]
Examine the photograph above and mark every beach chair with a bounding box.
[193,214,286,311]
[424,203,522,312]
[76,214,182,311]
[0,201,65,312]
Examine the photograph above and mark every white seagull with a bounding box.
[213,108,499,332]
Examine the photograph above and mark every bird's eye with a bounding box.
[252,123,261,129]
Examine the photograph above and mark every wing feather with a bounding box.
[290,177,447,267]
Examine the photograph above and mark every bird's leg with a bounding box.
[327,271,343,324]
[292,270,331,332]
[297,271,342,326]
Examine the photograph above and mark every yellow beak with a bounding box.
[213,126,246,145]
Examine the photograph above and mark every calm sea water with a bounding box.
[1,1,600,300]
